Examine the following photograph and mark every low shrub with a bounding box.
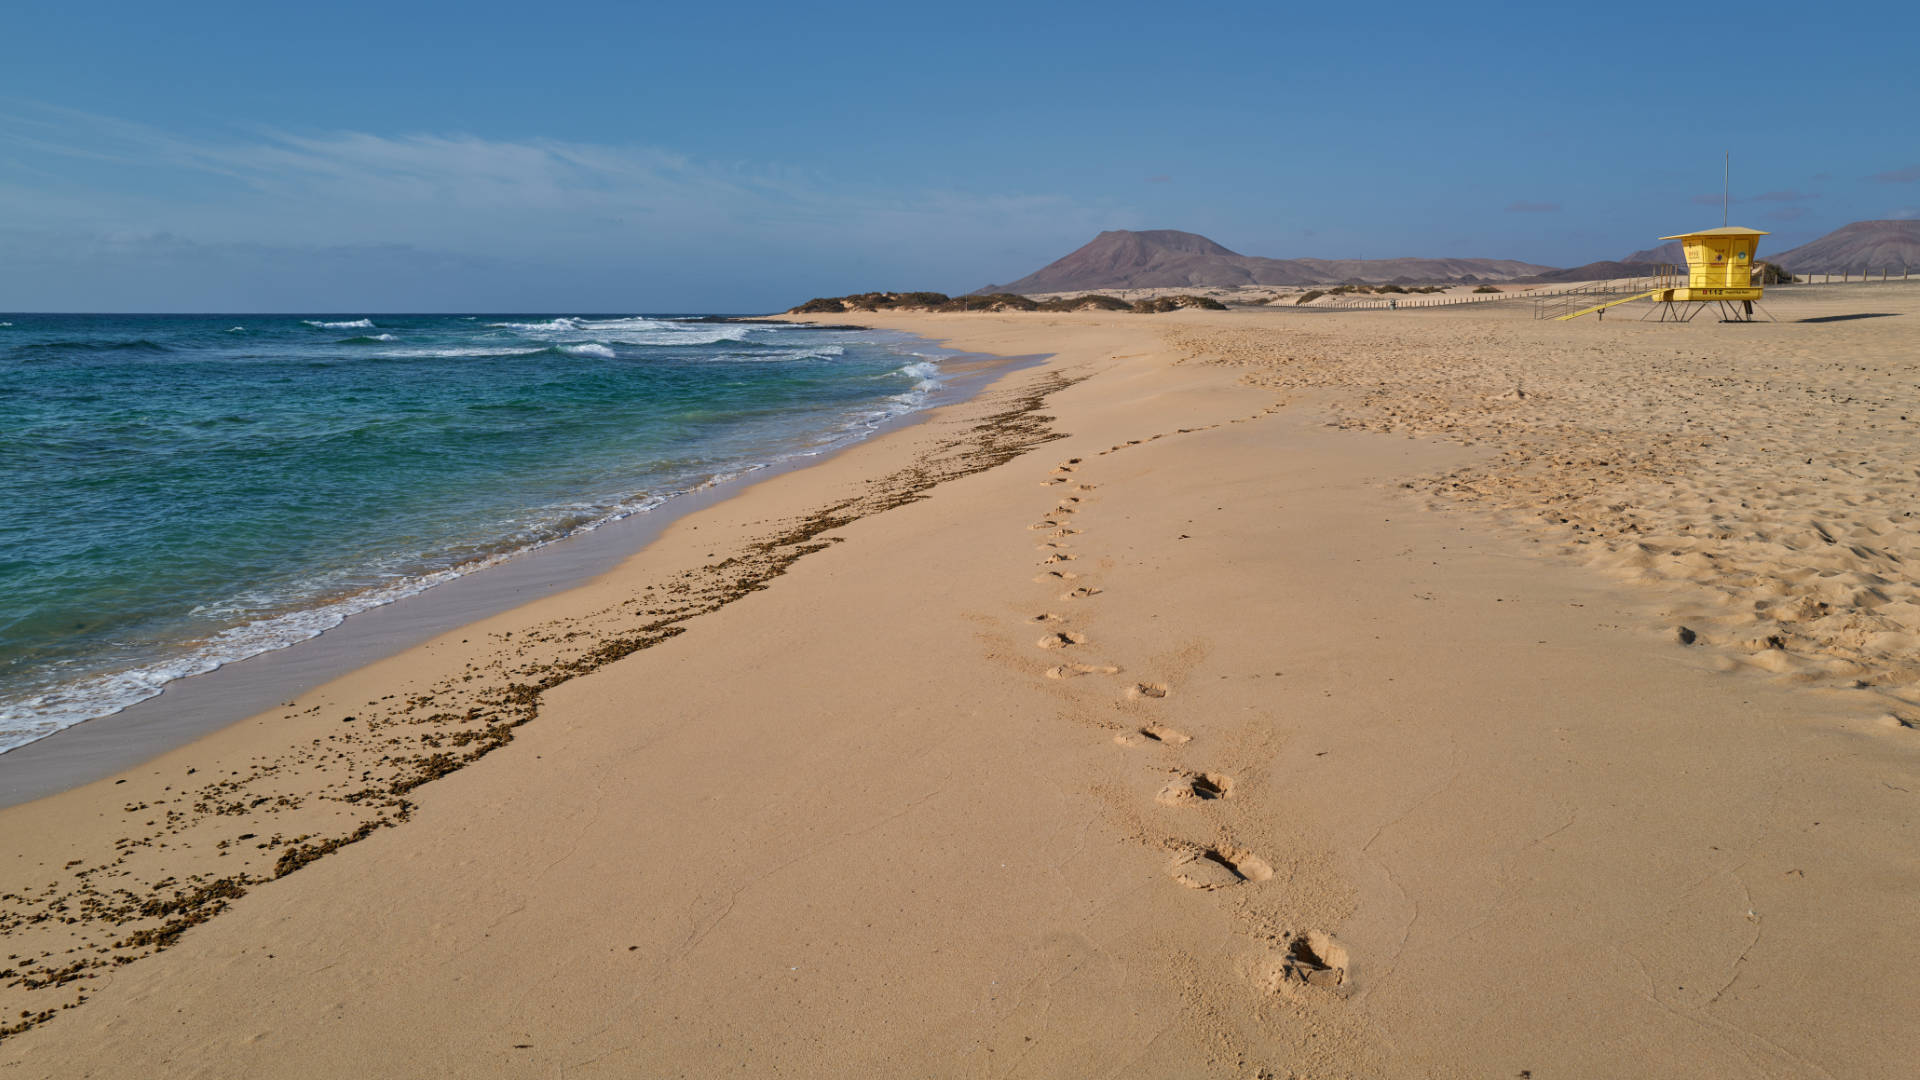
[790,297,848,313]
[1295,289,1326,305]
[1130,294,1229,313]
[1472,285,1502,294]
[937,292,1037,312]
[1035,294,1132,312]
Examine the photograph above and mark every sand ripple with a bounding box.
[1173,283,1920,708]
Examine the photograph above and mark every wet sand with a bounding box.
[3,284,1918,1076]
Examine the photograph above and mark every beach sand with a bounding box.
[4,285,1919,1076]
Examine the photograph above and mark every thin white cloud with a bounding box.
[0,100,1122,308]
[0,99,1111,245]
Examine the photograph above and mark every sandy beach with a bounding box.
[5,285,1920,1077]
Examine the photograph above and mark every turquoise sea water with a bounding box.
[0,313,950,752]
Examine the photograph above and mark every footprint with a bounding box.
[1062,586,1104,600]
[1027,519,1060,531]
[1048,527,1081,538]
[1042,478,1070,486]
[1156,771,1234,806]
[1283,932,1351,989]
[1126,682,1169,700]
[1029,612,1063,624]
[1037,631,1087,649]
[1114,724,1190,747]
[1035,570,1079,583]
[1168,844,1272,890]
[1046,663,1120,679]
[1040,554,1076,565]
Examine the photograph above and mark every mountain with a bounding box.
[1530,222,1919,284]
[1621,240,1684,265]
[1526,259,1666,284]
[1770,220,1920,273]
[980,230,1556,293]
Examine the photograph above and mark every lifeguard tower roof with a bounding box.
[1658,226,1769,240]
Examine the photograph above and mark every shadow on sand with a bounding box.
[1798,312,1901,324]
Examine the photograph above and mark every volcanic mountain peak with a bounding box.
[1771,220,1920,273]
[984,229,1552,294]
[1097,229,1241,257]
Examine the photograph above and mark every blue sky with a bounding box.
[3,0,1916,312]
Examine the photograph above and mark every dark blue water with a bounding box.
[0,313,948,750]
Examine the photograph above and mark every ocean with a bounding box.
[0,313,951,753]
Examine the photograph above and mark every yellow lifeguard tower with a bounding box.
[1556,224,1772,322]
[1649,225,1768,316]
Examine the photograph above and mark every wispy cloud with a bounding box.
[0,100,802,231]
[1765,206,1812,222]
[1869,165,1920,183]
[0,100,1120,307]
[1505,200,1560,213]
[0,100,1112,242]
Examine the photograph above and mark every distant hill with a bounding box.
[1526,259,1666,284]
[1528,224,1920,285]
[1621,240,1685,265]
[1770,220,1920,273]
[981,230,1556,293]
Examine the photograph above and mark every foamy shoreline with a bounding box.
[0,324,976,777]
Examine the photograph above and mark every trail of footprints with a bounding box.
[1018,450,1346,996]
[1024,462,1243,880]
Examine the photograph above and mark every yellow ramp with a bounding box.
[1554,289,1658,321]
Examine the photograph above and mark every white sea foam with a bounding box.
[377,346,546,359]
[227,326,245,332]
[304,318,375,329]
[0,332,958,757]
[561,343,616,358]
[487,317,588,332]
[0,487,679,754]
[489,317,756,347]
[735,344,845,362]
